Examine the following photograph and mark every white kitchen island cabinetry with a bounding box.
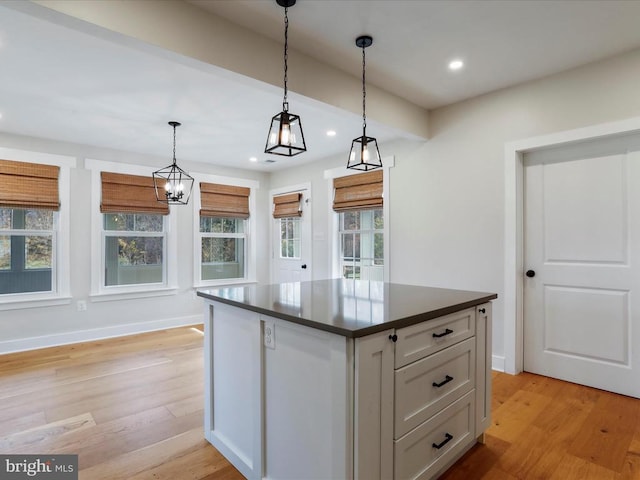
[198,279,496,480]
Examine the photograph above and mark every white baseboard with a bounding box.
[0,315,202,355]
[492,355,506,372]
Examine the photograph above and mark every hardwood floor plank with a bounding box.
[488,388,553,443]
[550,453,618,480]
[0,412,95,453]
[438,433,511,480]
[0,410,46,437]
[568,391,640,472]
[79,427,209,480]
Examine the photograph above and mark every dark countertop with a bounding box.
[197,279,497,338]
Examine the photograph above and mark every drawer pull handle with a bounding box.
[479,308,486,314]
[432,375,454,388]
[432,328,453,338]
[432,433,453,450]
[389,334,398,343]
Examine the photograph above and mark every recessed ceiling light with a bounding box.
[448,59,464,71]
[249,157,258,162]
[327,130,337,137]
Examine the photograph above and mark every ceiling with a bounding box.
[1,1,640,172]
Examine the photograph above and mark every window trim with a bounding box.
[192,173,259,288]
[86,159,178,300]
[0,148,75,310]
[324,156,394,281]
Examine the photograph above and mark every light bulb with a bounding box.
[177,183,184,192]
[362,144,370,162]
[280,124,291,145]
[164,182,171,192]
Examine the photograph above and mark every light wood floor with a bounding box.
[1,327,639,479]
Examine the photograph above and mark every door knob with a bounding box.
[526,270,536,278]
[301,264,307,269]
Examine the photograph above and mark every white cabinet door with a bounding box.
[354,329,394,480]
[524,138,640,398]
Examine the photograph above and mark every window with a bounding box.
[103,213,165,287]
[200,216,246,281]
[198,182,251,284]
[332,170,385,281]
[339,209,383,280]
[0,208,56,294]
[280,217,301,259]
[100,171,170,291]
[273,192,303,260]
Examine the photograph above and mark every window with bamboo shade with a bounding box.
[198,182,250,282]
[0,159,60,295]
[332,170,382,212]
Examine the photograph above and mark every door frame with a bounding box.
[503,116,640,375]
[269,182,312,284]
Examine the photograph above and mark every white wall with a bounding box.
[0,132,270,353]
[272,48,640,368]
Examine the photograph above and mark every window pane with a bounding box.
[0,208,56,294]
[339,209,383,280]
[104,213,162,232]
[134,214,163,232]
[374,233,384,265]
[25,235,52,269]
[374,209,384,229]
[25,210,53,230]
[279,218,301,259]
[200,216,245,234]
[105,236,163,286]
[342,211,360,231]
[0,235,9,269]
[0,209,12,229]
[202,237,245,280]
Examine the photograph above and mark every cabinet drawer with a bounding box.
[394,308,475,368]
[394,390,475,480]
[394,337,475,439]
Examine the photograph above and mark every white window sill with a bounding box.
[90,287,178,303]
[0,295,72,311]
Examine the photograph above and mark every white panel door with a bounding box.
[272,188,311,284]
[524,137,640,398]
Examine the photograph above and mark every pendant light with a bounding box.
[264,0,307,157]
[153,121,194,205]
[347,35,382,171]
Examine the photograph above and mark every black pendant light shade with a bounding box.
[348,133,382,171]
[265,0,307,157]
[153,121,194,205]
[347,35,382,171]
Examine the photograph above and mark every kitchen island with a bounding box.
[198,279,496,480]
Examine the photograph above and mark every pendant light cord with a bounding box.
[172,124,177,165]
[283,6,289,111]
[362,44,367,134]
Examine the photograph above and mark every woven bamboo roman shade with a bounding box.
[333,170,383,212]
[273,192,302,218]
[0,159,60,210]
[101,172,169,215]
[200,182,250,218]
